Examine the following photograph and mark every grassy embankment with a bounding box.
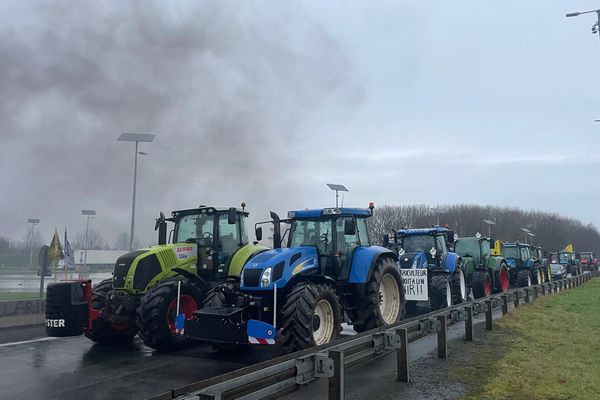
[454,278,600,400]
[0,292,43,301]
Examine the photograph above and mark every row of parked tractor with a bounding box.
[44,203,598,354]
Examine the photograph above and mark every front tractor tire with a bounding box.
[471,270,492,299]
[430,274,452,311]
[84,279,138,345]
[137,279,204,352]
[354,258,405,333]
[279,282,342,353]
[452,268,467,304]
[517,270,532,287]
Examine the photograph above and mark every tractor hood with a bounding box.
[505,258,522,269]
[398,251,428,269]
[241,247,319,290]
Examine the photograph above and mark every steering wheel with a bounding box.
[202,232,213,240]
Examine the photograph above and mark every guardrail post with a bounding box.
[524,288,530,304]
[485,299,493,331]
[437,315,447,358]
[514,291,520,308]
[328,350,344,400]
[396,328,409,383]
[553,282,558,293]
[501,295,508,315]
[465,306,473,342]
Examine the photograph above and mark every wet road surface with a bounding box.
[0,272,112,292]
[0,335,282,400]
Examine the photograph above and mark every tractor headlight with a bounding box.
[260,267,272,288]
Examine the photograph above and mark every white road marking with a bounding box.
[0,337,58,348]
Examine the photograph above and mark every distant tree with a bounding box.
[73,228,106,250]
[113,232,139,250]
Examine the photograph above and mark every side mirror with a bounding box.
[344,219,356,236]
[228,207,237,225]
[255,227,263,241]
[155,211,165,231]
[383,233,390,246]
[447,230,455,244]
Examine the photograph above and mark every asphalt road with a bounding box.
[0,335,282,400]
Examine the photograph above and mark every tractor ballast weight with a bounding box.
[389,227,467,311]
[453,234,510,299]
[45,204,268,351]
[185,206,406,352]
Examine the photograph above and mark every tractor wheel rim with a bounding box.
[379,274,400,325]
[459,269,466,300]
[527,274,532,286]
[501,268,509,292]
[446,280,452,307]
[313,300,334,346]
[484,274,491,297]
[537,271,542,284]
[167,295,198,334]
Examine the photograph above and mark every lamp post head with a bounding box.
[81,209,96,216]
[27,218,40,224]
[118,133,155,143]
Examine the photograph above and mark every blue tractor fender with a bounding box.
[348,246,398,284]
[524,258,534,269]
[443,252,462,273]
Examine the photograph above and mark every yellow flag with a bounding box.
[48,229,64,261]
[564,244,574,253]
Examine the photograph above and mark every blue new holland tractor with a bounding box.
[184,205,406,352]
[387,227,467,311]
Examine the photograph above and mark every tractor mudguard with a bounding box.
[443,252,461,273]
[348,246,398,284]
[229,243,269,277]
[524,259,534,269]
[487,256,507,272]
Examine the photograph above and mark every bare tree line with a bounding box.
[368,204,600,254]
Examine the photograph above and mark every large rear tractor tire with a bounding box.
[430,274,452,311]
[493,263,510,293]
[517,270,532,287]
[471,270,492,299]
[279,282,341,353]
[137,279,204,352]
[84,279,138,345]
[452,268,467,304]
[353,258,405,333]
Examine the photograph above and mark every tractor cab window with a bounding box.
[520,247,530,260]
[174,214,214,245]
[356,217,370,246]
[580,253,592,261]
[335,217,358,254]
[218,214,241,254]
[402,235,434,253]
[559,253,570,264]
[455,238,480,260]
[481,241,491,259]
[239,215,249,245]
[289,219,332,254]
[435,235,447,254]
[502,246,519,259]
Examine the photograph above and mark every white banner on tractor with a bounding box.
[401,269,428,301]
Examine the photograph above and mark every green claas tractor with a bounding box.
[45,205,268,351]
[453,233,510,299]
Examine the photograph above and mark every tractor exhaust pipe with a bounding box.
[270,211,282,249]
[156,212,167,245]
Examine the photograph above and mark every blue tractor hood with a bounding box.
[398,251,428,269]
[241,247,319,290]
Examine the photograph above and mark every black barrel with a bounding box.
[45,282,89,337]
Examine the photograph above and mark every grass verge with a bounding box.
[453,278,600,400]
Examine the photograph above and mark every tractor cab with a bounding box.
[166,206,250,281]
[394,227,456,270]
[454,234,493,267]
[501,242,531,269]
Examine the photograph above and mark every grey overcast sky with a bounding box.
[1,1,599,247]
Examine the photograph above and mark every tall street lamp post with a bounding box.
[483,219,496,238]
[81,209,96,269]
[27,218,40,267]
[118,133,155,251]
[566,9,600,42]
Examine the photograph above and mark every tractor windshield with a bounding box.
[454,238,480,258]
[559,253,570,264]
[502,246,519,259]
[174,214,214,244]
[402,235,435,253]
[289,219,333,254]
[580,253,592,261]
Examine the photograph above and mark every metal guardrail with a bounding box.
[148,271,598,400]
